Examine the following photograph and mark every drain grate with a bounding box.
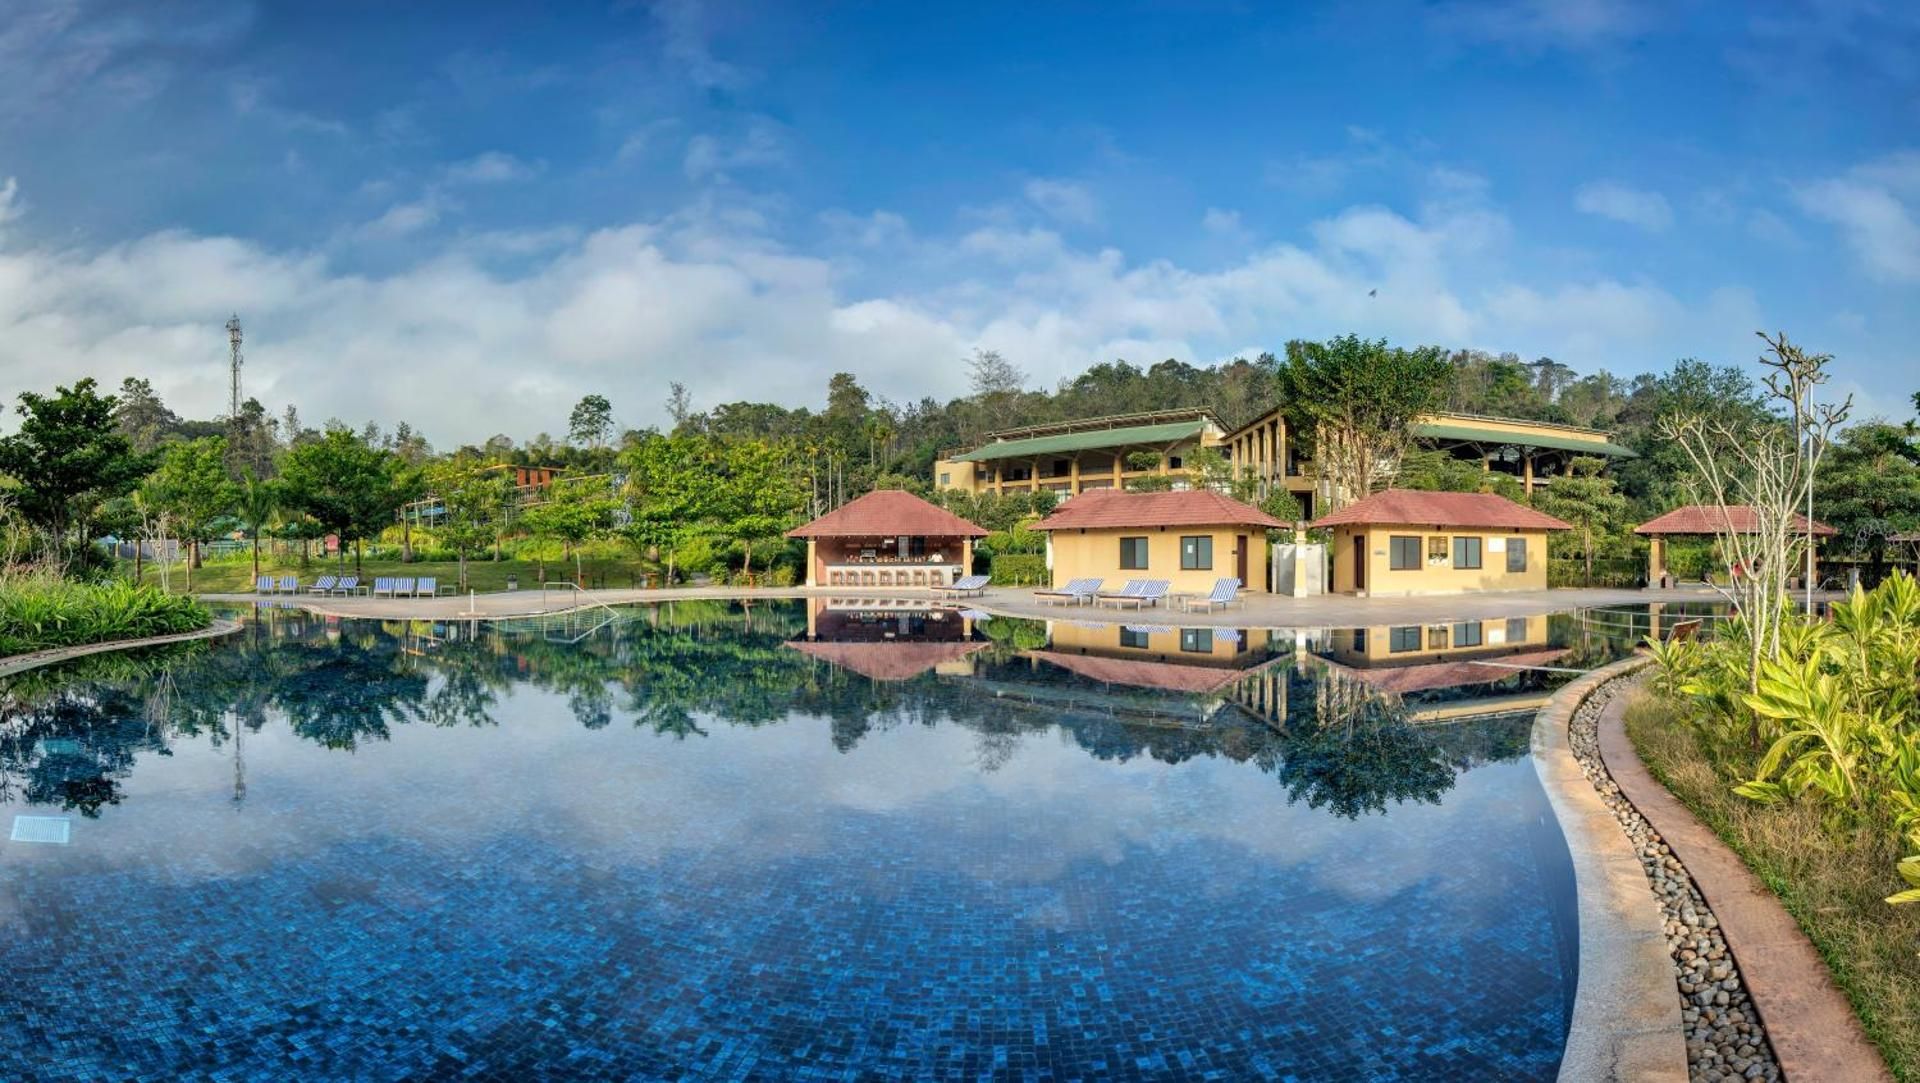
[10,816,72,845]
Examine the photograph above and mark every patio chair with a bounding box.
[307,575,337,595]
[932,574,990,599]
[1093,579,1147,607]
[275,576,298,594]
[332,576,361,596]
[254,575,274,594]
[1182,578,1243,613]
[393,577,416,598]
[1035,577,1103,606]
[415,577,438,597]
[371,577,397,598]
[1105,580,1169,610]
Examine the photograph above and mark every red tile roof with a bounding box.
[787,490,988,539]
[1023,650,1284,694]
[785,640,985,681]
[1634,505,1837,537]
[1310,489,1571,531]
[1337,648,1571,695]
[1033,488,1286,531]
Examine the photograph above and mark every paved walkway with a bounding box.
[203,585,1811,628]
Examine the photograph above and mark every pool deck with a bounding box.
[205,584,1827,628]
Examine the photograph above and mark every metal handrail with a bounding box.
[539,580,622,617]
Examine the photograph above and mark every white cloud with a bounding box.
[1573,181,1673,231]
[0,174,1838,446]
[1794,152,1920,281]
[444,151,539,185]
[1432,0,1650,50]
[1200,207,1248,243]
[1023,179,1100,227]
[0,177,20,227]
[683,119,788,181]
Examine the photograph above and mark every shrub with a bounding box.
[989,553,1048,586]
[0,569,211,656]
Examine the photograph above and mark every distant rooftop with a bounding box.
[947,408,1223,463]
[1312,489,1572,531]
[1634,505,1836,537]
[1035,488,1285,531]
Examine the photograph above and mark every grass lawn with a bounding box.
[1626,690,1920,1081]
[127,555,666,595]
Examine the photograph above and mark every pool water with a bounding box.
[1,600,1588,1081]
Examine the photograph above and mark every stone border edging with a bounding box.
[1532,655,1689,1082]
[1598,683,1893,1082]
[0,618,243,679]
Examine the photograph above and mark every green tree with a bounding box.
[1395,448,1524,500]
[1818,421,1920,569]
[236,471,280,581]
[425,460,512,591]
[145,436,237,587]
[1276,334,1453,510]
[1530,456,1632,582]
[568,394,615,449]
[1124,450,1175,491]
[712,440,807,581]
[277,427,401,574]
[0,378,152,553]
[621,433,715,585]
[520,475,619,584]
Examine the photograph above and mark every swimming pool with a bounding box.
[1,600,1589,1080]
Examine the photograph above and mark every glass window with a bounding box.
[1507,617,1529,643]
[1389,626,1421,653]
[1506,536,1527,573]
[1179,628,1214,653]
[1168,455,1183,469]
[1180,535,1213,570]
[1453,621,1484,647]
[1118,627,1151,649]
[1389,535,1421,570]
[1452,536,1483,569]
[1428,536,1449,562]
[938,472,950,486]
[1119,537,1149,569]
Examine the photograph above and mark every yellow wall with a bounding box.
[933,459,978,492]
[1324,614,1550,665]
[1047,621,1269,664]
[1046,526,1270,593]
[1327,524,1554,596]
[1422,411,1616,446]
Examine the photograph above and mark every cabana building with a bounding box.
[1312,489,1571,596]
[787,490,988,588]
[1032,489,1285,594]
[1634,505,1837,587]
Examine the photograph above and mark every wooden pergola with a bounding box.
[1634,505,1837,586]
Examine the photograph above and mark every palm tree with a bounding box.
[237,472,279,581]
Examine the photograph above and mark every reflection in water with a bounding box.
[0,599,1593,1080]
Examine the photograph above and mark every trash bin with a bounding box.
[505,575,518,591]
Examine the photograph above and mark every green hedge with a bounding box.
[989,554,1048,586]
[0,575,212,657]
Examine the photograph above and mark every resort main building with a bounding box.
[934,406,1634,518]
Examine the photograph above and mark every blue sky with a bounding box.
[1,0,1914,442]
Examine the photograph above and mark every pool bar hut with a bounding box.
[787,490,988,588]
[1634,505,1837,587]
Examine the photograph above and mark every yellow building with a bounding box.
[1033,488,1284,594]
[1312,489,1571,596]
[933,408,1228,497]
[1221,408,1636,516]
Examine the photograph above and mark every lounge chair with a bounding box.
[307,575,337,595]
[1093,579,1147,606]
[255,575,274,594]
[1182,578,1243,613]
[415,577,438,597]
[1104,580,1169,610]
[332,576,361,596]
[371,577,397,598]
[1035,577,1103,606]
[275,576,298,594]
[932,574,990,599]
[393,577,416,598]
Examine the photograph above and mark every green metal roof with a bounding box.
[1411,421,1637,458]
[949,419,1208,462]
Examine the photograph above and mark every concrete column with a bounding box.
[1112,455,1123,489]
[1030,458,1040,492]
[961,538,973,579]
[806,539,817,587]
[1069,455,1081,494]
[1523,454,1535,493]
[1648,536,1665,586]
